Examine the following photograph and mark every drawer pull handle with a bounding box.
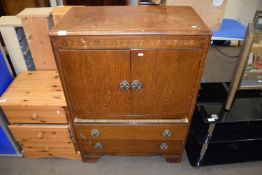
[90,129,100,138]
[94,143,103,150]
[131,80,142,91]
[160,143,168,151]
[37,132,44,139]
[120,80,130,91]
[162,129,172,138]
[31,113,38,120]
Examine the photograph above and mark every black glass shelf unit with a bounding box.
[186,133,262,166]
[186,83,262,167]
[191,104,262,144]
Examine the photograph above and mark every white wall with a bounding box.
[131,0,261,25]
[130,0,138,5]
[224,0,262,24]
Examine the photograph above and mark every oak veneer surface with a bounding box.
[64,0,128,6]
[50,6,211,162]
[0,0,49,15]
[59,50,131,118]
[130,49,202,118]
[75,123,188,141]
[52,6,74,25]
[80,140,184,155]
[50,6,210,36]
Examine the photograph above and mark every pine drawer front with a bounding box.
[9,125,71,143]
[20,141,75,150]
[2,106,67,124]
[9,125,80,159]
[80,140,184,155]
[74,124,188,142]
[23,148,81,159]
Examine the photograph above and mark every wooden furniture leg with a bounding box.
[163,155,181,163]
[82,154,100,163]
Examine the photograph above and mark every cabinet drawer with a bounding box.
[74,123,188,142]
[2,106,67,124]
[80,140,184,155]
[20,141,75,150]
[9,125,72,143]
[23,148,81,160]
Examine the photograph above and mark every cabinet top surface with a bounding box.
[0,71,66,107]
[50,6,211,36]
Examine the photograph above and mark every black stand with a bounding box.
[186,83,262,166]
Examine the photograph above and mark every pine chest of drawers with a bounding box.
[50,6,211,162]
[0,71,80,159]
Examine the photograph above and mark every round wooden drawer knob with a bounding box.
[37,132,44,139]
[31,113,38,120]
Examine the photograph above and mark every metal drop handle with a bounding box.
[120,80,130,91]
[162,129,172,138]
[160,143,168,151]
[131,80,142,91]
[94,143,103,150]
[90,129,100,138]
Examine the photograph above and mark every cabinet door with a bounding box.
[131,49,202,118]
[58,50,130,118]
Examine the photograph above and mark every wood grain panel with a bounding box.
[58,50,131,119]
[0,71,66,107]
[2,106,67,124]
[23,148,81,160]
[0,0,49,15]
[9,125,71,143]
[74,123,188,142]
[52,6,73,25]
[50,6,210,36]
[80,140,184,155]
[20,16,56,70]
[131,49,202,118]
[21,141,74,149]
[53,35,207,50]
[64,0,128,6]
[226,25,254,110]
[74,118,188,123]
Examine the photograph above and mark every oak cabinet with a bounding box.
[58,49,202,119]
[50,6,211,162]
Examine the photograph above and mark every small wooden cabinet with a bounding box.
[0,71,80,159]
[50,6,211,162]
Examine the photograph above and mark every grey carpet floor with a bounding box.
[0,154,261,175]
[203,46,240,82]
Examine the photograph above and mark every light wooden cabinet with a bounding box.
[50,6,211,162]
[0,71,80,159]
